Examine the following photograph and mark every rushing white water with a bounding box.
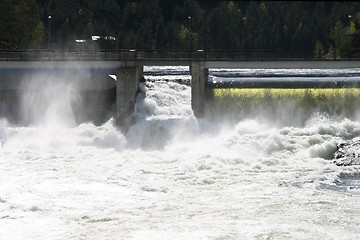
[1,67,360,240]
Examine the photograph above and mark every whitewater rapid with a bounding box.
[1,67,360,239]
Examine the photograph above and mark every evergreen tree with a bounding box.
[0,0,43,48]
[1,0,360,57]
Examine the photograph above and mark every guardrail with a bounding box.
[0,49,358,61]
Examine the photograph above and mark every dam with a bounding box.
[1,50,360,129]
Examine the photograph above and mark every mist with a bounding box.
[1,62,116,128]
[20,72,79,127]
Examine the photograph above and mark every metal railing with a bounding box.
[0,49,358,62]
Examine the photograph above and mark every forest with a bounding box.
[1,0,360,58]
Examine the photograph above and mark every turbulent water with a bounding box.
[1,67,360,240]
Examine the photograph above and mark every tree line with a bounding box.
[1,0,360,58]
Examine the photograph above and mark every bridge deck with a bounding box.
[0,59,359,71]
[1,49,359,62]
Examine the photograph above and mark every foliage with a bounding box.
[0,0,360,57]
[314,40,324,58]
[0,0,43,49]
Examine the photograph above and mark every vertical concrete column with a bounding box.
[116,63,142,132]
[191,61,207,118]
[136,64,143,83]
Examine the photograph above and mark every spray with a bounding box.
[1,62,116,127]
[0,128,4,147]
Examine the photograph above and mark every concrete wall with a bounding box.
[0,61,118,90]
[0,61,121,72]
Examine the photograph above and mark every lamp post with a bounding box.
[188,16,191,59]
[48,15,51,60]
[348,14,352,35]
[348,14,353,58]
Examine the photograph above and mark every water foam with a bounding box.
[2,67,360,239]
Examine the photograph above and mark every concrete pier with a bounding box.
[191,61,208,118]
[116,63,143,132]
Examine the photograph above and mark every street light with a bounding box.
[188,16,191,58]
[48,15,51,51]
[348,14,353,58]
[348,14,352,35]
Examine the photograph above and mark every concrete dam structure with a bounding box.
[0,59,209,129]
[1,55,360,129]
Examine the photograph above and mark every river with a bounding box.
[1,66,360,239]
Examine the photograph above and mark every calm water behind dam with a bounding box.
[1,67,360,239]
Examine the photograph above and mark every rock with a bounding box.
[334,139,360,166]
